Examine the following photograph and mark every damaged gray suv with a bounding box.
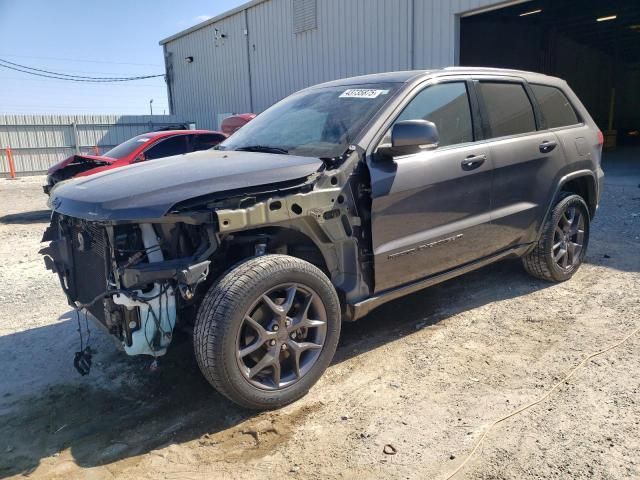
[42,68,604,409]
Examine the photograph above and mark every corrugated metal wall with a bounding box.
[246,0,415,112]
[165,11,252,130]
[162,0,507,129]
[0,114,190,175]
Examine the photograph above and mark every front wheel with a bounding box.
[194,255,341,410]
[523,193,590,282]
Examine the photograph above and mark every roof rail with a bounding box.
[442,66,532,74]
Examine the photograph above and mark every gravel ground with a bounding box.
[0,149,638,479]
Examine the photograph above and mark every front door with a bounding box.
[368,81,494,292]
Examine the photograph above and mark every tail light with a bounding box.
[597,130,604,147]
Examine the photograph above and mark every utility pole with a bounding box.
[149,98,154,116]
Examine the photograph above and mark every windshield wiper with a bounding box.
[235,145,289,154]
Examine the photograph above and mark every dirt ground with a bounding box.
[1,149,639,480]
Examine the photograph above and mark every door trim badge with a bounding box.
[387,234,464,260]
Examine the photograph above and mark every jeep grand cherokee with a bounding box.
[41,68,604,409]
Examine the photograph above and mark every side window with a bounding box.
[393,82,474,147]
[530,84,579,129]
[478,82,536,138]
[193,133,226,151]
[144,135,188,160]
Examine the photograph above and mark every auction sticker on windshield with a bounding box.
[339,89,389,99]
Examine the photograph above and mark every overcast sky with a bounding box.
[0,0,245,115]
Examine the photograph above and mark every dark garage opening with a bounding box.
[460,0,640,149]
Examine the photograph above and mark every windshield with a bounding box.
[103,134,153,159]
[218,83,400,158]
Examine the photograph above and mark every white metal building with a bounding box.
[159,0,640,143]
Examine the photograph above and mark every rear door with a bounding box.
[474,78,567,249]
[528,82,591,165]
[143,135,190,160]
[368,79,495,292]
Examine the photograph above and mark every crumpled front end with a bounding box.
[40,213,214,356]
[44,155,113,195]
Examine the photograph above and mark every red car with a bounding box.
[220,113,256,135]
[44,129,227,194]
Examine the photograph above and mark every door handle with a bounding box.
[539,140,557,153]
[461,154,486,171]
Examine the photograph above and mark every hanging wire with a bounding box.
[0,58,164,82]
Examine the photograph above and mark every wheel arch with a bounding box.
[210,220,368,315]
[541,170,598,230]
[559,172,598,217]
[219,224,334,276]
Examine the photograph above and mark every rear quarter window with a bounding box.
[530,84,580,129]
[478,82,537,138]
[193,133,227,151]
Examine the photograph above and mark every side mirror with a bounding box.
[377,120,439,159]
[134,152,146,163]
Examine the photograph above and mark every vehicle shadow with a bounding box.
[0,209,50,224]
[0,324,252,477]
[0,258,556,478]
[336,259,552,363]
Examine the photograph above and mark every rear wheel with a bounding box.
[523,193,590,282]
[194,255,341,409]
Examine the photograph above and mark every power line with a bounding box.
[0,58,165,82]
[0,76,166,88]
[5,66,160,76]
[0,58,163,80]
[0,53,162,67]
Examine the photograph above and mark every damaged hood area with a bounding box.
[48,150,323,221]
[47,154,115,174]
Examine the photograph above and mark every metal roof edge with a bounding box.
[159,0,269,45]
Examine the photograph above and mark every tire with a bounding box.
[194,254,341,410]
[523,193,590,282]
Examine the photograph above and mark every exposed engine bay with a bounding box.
[40,148,373,359]
[41,216,213,356]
